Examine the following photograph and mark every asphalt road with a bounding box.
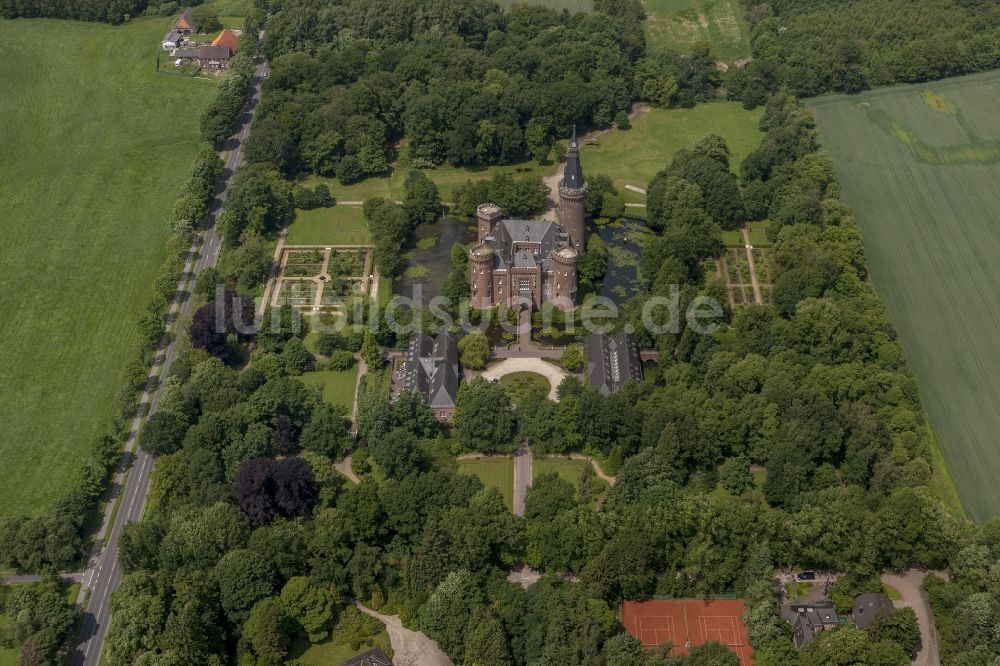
[69,55,269,666]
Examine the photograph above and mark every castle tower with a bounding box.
[476,203,502,244]
[470,243,495,309]
[558,126,587,252]
[551,245,578,311]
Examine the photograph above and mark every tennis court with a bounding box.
[622,599,753,666]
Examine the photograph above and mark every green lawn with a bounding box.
[721,221,771,247]
[580,103,763,196]
[784,581,813,600]
[286,632,390,665]
[299,368,360,412]
[305,148,553,205]
[810,71,1000,521]
[457,457,514,511]
[533,457,610,495]
[499,372,550,405]
[641,0,750,62]
[0,18,216,516]
[286,205,372,246]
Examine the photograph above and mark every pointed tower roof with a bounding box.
[560,125,585,191]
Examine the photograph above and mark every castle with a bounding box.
[470,128,588,311]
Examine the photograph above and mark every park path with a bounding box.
[566,453,616,485]
[479,358,567,401]
[335,455,360,485]
[742,227,764,305]
[357,604,452,666]
[512,445,533,517]
[881,570,946,666]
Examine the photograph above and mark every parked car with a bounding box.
[797,571,817,581]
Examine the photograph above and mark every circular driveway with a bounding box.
[479,357,568,401]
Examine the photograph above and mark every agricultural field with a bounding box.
[810,71,1000,521]
[641,0,750,62]
[456,457,515,511]
[579,103,763,199]
[0,18,216,516]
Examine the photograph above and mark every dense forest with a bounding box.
[241,0,726,183]
[729,0,1000,101]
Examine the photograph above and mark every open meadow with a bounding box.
[641,0,750,62]
[580,103,763,197]
[811,71,1000,521]
[0,18,216,515]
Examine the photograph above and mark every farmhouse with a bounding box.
[173,6,197,34]
[782,600,840,648]
[585,331,642,395]
[469,128,586,312]
[161,28,185,50]
[396,332,461,421]
[172,30,240,70]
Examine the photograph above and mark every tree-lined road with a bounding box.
[69,55,269,666]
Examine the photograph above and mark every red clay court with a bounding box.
[621,599,753,666]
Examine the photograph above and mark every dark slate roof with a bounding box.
[585,331,643,396]
[485,218,565,271]
[561,126,585,191]
[163,28,185,42]
[175,45,232,61]
[782,601,840,649]
[853,593,893,629]
[337,648,393,666]
[400,332,460,409]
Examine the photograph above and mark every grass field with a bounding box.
[810,71,1000,521]
[286,205,372,245]
[580,103,763,195]
[306,152,552,206]
[457,457,514,511]
[0,18,216,516]
[533,457,611,495]
[286,631,390,665]
[641,0,750,62]
[299,368,360,412]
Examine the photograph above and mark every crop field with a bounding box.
[0,18,216,515]
[811,71,1000,521]
[641,0,750,62]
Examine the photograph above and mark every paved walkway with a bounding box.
[742,227,764,305]
[513,445,533,517]
[357,604,452,666]
[479,357,568,401]
[881,570,945,666]
[566,453,616,485]
[334,455,360,484]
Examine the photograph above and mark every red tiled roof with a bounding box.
[211,28,240,55]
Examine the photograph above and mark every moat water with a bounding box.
[393,216,649,309]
